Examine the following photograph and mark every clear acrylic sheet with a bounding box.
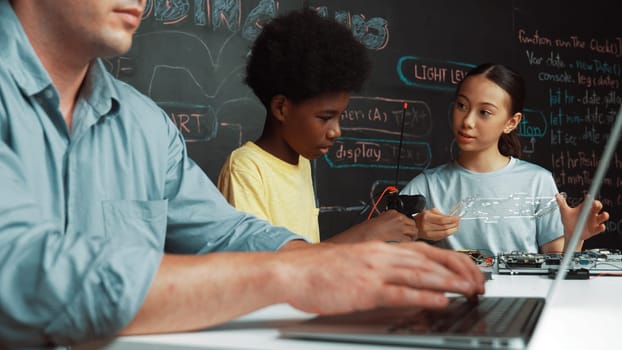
[447,192,565,223]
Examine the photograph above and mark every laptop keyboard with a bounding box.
[388,297,525,335]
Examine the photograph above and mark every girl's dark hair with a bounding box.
[457,63,525,158]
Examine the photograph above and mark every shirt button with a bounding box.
[44,89,54,99]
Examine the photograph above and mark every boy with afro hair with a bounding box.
[218,9,418,243]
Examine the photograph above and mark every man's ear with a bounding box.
[504,112,522,133]
[270,95,288,122]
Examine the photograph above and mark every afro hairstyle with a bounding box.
[245,8,371,108]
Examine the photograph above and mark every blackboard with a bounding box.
[107,0,622,249]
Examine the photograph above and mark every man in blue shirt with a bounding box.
[0,0,484,347]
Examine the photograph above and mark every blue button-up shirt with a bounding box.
[0,2,300,347]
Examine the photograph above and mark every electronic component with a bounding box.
[497,250,622,275]
[548,268,590,280]
[498,252,545,269]
[385,192,426,218]
[456,249,495,268]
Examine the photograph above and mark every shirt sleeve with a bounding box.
[0,140,164,346]
[161,118,303,254]
[217,154,273,222]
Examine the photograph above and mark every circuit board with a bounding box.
[497,249,622,275]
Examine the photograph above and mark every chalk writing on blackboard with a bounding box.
[326,96,433,170]
[397,57,475,91]
[515,20,622,238]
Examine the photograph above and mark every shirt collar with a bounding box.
[83,60,120,118]
[0,1,52,97]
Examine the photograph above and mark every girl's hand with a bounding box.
[414,208,461,241]
[556,193,609,241]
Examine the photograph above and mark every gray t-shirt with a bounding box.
[401,157,563,254]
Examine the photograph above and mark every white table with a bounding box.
[81,274,622,349]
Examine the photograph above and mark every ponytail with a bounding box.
[499,132,522,158]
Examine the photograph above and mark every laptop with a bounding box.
[280,104,622,350]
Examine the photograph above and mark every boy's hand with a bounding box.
[326,209,417,243]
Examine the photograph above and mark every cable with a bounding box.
[394,102,408,187]
[367,185,398,220]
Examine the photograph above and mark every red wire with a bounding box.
[594,273,622,278]
[367,186,399,220]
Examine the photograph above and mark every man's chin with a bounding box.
[99,33,134,58]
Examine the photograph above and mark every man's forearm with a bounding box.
[119,252,288,335]
[279,239,313,250]
[120,240,486,336]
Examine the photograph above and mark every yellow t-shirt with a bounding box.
[217,141,320,243]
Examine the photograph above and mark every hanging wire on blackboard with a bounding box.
[394,102,408,187]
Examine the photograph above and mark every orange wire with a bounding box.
[594,273,622,278]
[367,186,399,220]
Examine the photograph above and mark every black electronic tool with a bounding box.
[385,192,426,218]
[548,268,590,280]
